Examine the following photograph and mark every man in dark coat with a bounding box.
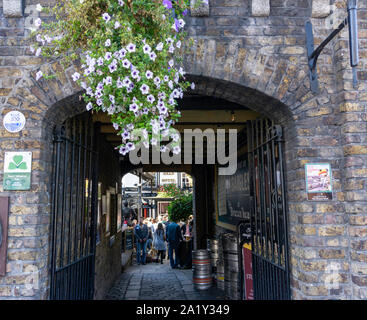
[134,219,149,265]
[165,218,183,269]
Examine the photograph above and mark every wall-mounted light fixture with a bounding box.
[231,110,236,122]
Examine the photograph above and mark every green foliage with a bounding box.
[31,0,194,155]
[168,193,192,223]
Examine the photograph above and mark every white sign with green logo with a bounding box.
[3,152,32,190]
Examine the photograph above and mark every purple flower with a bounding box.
[183,9,188,16]
[154,76,161,86]
[147,94,155,103]
[117,78,123,88]
[119,48,127,59]
[173,19,180,32]
[149,52,157,61]
[122,130,130,140]
[146,70,153,79]
[131,69,140,79]
[129,103,139,112]
[162,0,172,9]
[109,63,117,73]
[140,84,150,95]
[119,146,129,156]
[126,142,135,151]
[104,76,112,85]
[122,59,131,68]
[126,43,136,53]
[143,44,151,54]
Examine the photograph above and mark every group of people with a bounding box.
[132,214,194,269]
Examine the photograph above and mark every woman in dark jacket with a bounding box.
[153,223,166,264]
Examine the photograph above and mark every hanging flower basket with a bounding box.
[31,0,195,155]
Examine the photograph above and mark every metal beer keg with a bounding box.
[192,249,212,290]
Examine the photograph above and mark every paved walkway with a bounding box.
[105,258,225,300]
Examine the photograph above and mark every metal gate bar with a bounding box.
[247,119,290,300]
[50,114,98,300]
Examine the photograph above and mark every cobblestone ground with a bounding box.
[105,257,225,300]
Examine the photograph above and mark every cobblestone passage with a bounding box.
[105,259,225,300]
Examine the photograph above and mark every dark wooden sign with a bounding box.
[125,229,134,250]
[0,196,9,276]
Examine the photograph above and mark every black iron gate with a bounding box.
[50,114,98,300]
[247,119,291,300]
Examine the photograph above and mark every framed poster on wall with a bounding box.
[305,163,332,201]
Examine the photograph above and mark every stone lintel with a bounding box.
[3,0,24,17]
[312,0,331,18]
[251,0,270,17]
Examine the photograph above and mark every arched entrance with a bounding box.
[41,74,295,300]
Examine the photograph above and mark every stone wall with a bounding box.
[0,0,366,300]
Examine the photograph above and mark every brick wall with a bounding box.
[0,0,366,300]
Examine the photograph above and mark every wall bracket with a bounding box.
[305,0,359,94]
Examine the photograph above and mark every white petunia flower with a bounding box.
[35,18,42,27]
[102,13,111,22]
[156,42,163,51]
[105,39,111,47]
[114,21,121,29]
[71,72,80,82]
[86,102,93,111]
[145,70,153,79]
[147,94,155,103]
[149,52,157,61]
[126,43,136,53]
[36,70,43,81]
[143,44,151,54]
[36,4,43,12]
[122,59,131,68]
[140,84,150,95]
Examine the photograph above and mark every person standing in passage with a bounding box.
[166,217,183,269]
[153,223,166,264]
[122,201,132,225]
[134,219,148,265]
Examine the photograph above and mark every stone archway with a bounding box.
[0,42,345,299]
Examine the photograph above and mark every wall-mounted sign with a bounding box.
[217,153,251,228]
[3,152,32,191]
[3,111,26,133]
[305,163,332,201]
[242,243,253,300]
